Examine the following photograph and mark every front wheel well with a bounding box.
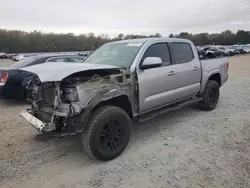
[94,95,133,118]
[208,73,221,86]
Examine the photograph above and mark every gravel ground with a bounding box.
[0,56,250,188]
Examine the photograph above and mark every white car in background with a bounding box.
[243,46,250,53]
[217,46,234,56]
[13,54,33,61]
[14,54,25,61]
[12,54,24,61]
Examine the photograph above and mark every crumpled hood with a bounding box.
[21,62,120,82]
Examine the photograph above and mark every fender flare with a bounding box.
[200,69,221,94]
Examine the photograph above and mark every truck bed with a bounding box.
[200,57,229,93]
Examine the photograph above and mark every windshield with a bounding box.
[10,57,38,68]
[83,42,142,68]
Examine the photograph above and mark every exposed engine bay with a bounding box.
[24,69,135,134]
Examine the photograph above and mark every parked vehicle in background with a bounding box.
[13,54,25,61]
[13,54,35,61]
[7,53,17,59]
[206,46,228,57]
[0,54,86,100]
[0,52,8,59]
[229,45,250,54]
[229,46,240,55]
[198,45,238,58]
[78,51,93,57]
[20,38,229,161]
[217,46,235,56]
[242,46,250,53]
[197,47,216,59]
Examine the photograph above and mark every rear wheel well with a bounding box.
[94,95,133,118]
[208,73,221,86]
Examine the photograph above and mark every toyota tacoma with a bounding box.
[19,38,229,161]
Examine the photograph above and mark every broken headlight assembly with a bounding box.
[61,84,79,103]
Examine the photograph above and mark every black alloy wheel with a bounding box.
[100,119,125,152]
[198,80,220,111]
[81,105,131,161]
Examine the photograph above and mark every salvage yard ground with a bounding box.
[1,56,250,188]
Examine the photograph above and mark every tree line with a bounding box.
[0,29,249,53]
[169,30,250,46]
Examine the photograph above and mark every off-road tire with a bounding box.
[81,105,131,161]
[198,80,220,111]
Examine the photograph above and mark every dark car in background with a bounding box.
[206,46,228,57]
[0,54,86,100]
[197,47,217,59]
[197,46,233,59]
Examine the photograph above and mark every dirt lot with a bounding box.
[1,56,250,188]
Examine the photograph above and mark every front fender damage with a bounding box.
[25,69,135,135]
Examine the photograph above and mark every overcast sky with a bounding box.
[1,0,250,37]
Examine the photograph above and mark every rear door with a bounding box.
[137,43,178,112]
[170,42,202,100]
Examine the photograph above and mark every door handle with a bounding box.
[193,66,199,71]
[168,71,176,76]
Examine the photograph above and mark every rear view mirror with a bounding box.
[140,57,163,70]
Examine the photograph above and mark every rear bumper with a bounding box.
[20,110,55,132]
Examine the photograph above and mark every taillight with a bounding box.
[0,71,8,86]
[227,62,229,70]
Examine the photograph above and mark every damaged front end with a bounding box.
[20,69,134,135]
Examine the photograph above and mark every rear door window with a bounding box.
[172,43,194,64]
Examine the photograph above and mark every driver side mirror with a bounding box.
[140,57,163,70]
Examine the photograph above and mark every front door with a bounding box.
[137,43,178,113]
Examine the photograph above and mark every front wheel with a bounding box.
[81,105,132,161]
[198,80,220,111]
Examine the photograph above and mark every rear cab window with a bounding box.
[172,42,194,64]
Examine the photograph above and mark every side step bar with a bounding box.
[136,97,202,123]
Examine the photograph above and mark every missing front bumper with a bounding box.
[20,110,55,132]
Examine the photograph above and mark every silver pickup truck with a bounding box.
[20,38,229,161]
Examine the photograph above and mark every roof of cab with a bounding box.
[33,54,84,58]
[110,37,192,44]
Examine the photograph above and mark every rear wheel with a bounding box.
[81,105,131,161]
[198,80,220,111]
